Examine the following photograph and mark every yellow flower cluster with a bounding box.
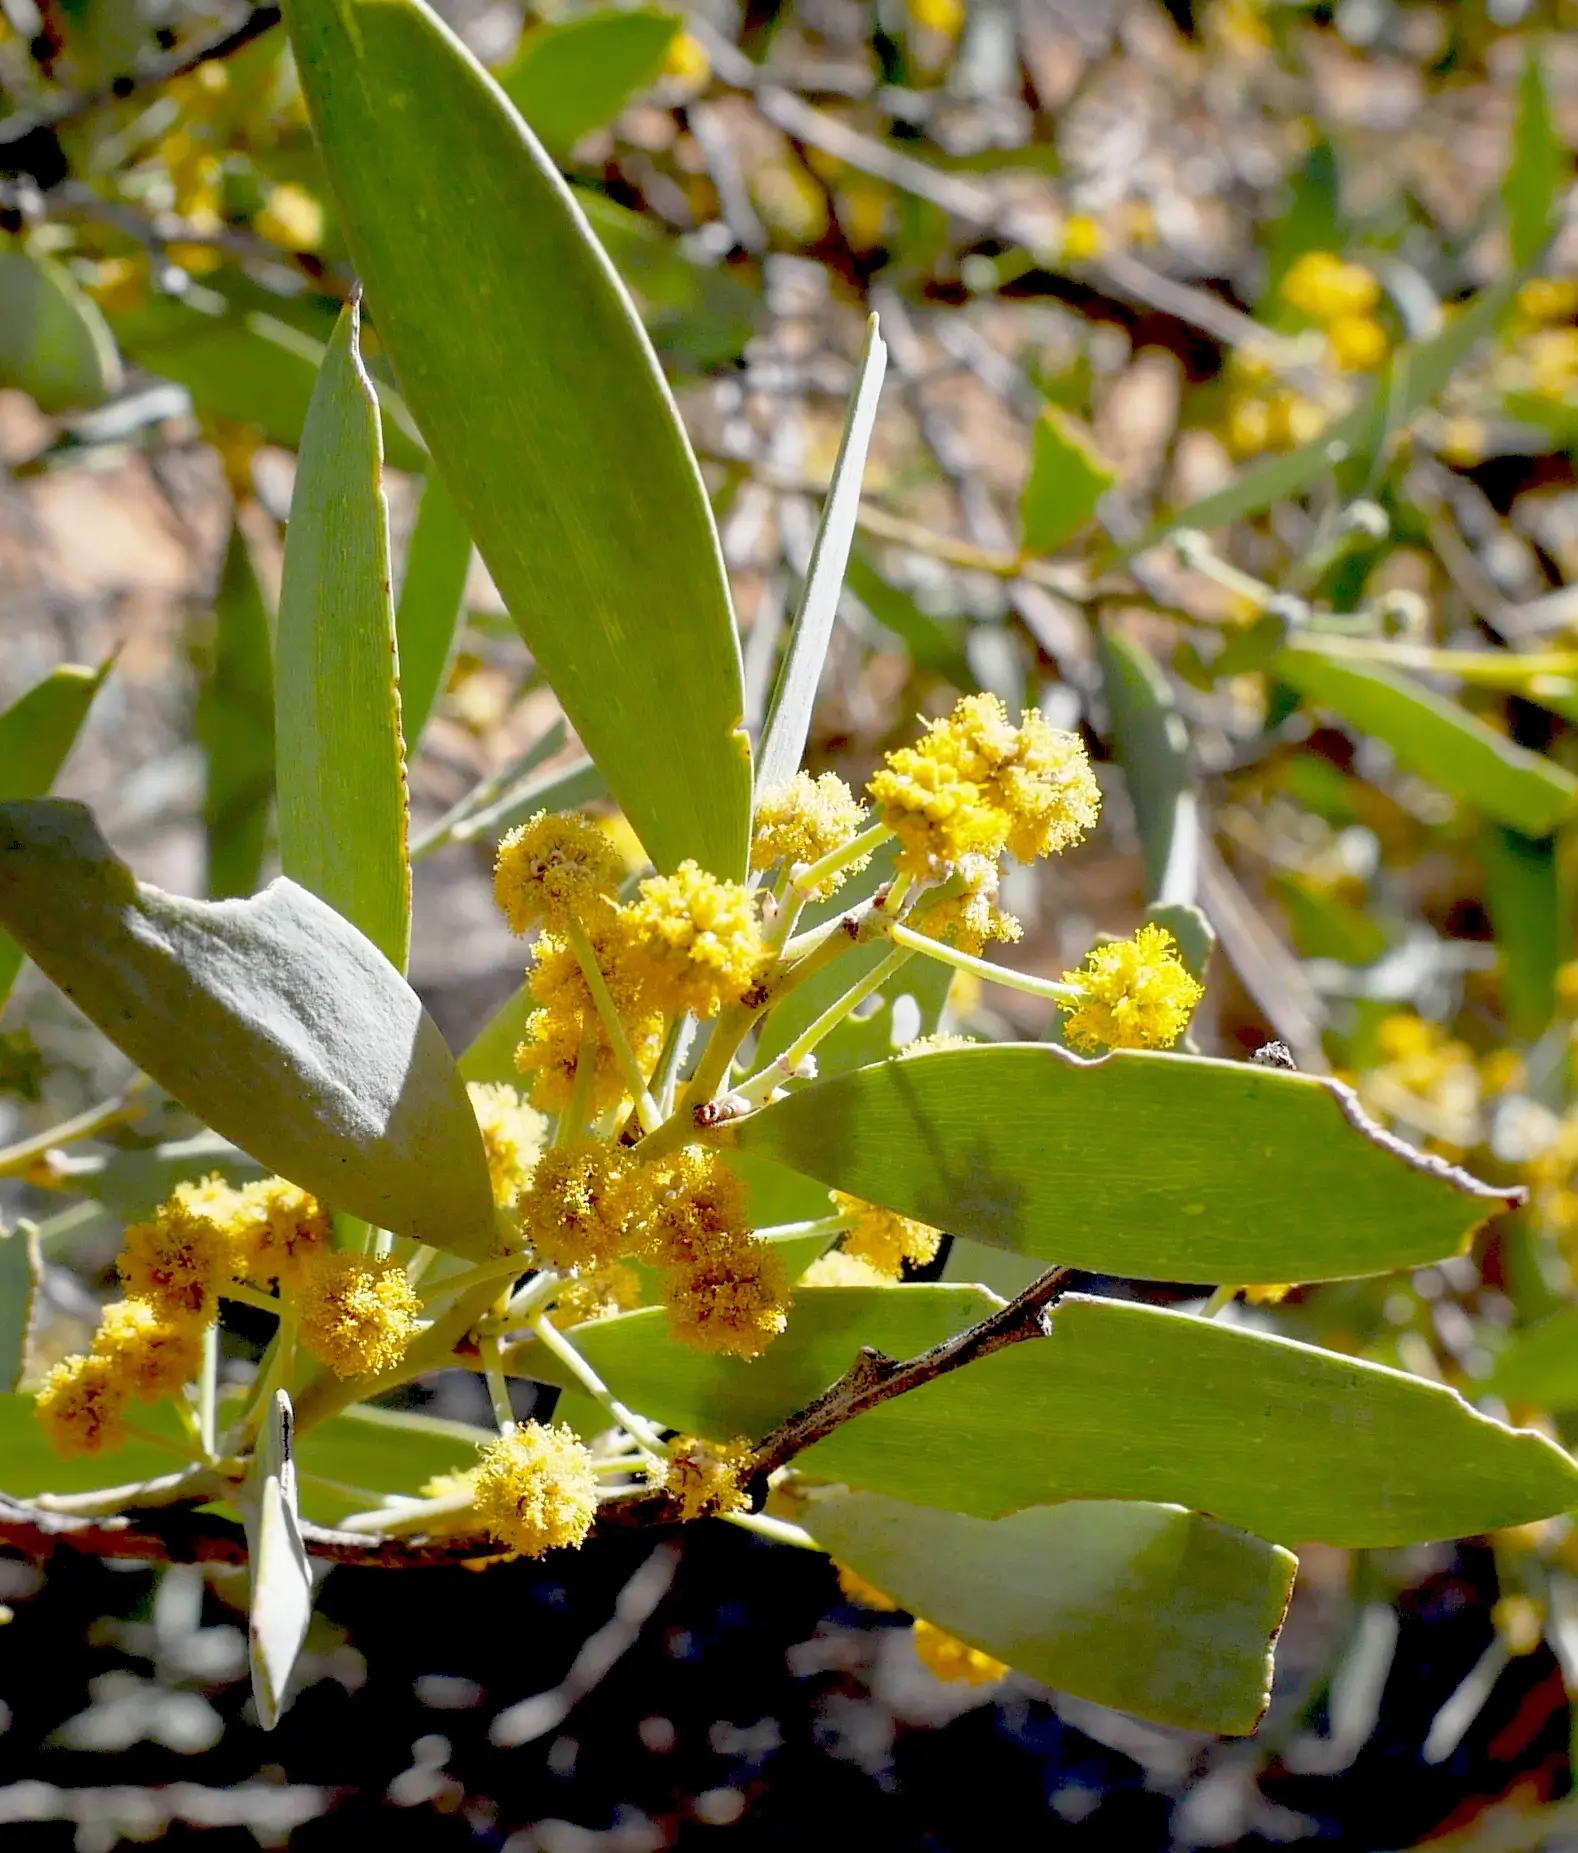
[494,810,625,935]
[1059,924,1204,1053]
[664,1436,754,1520]
[515,914,665,1117]
[517,1140,790,1357]
[624,861,767,1019]
[1222,352,1328,459]
[914,853,1022,956]
[34,1298,205,1459]
[832,1191,943,1280]
[471,1422,599,1557]
[1357,1012,1483,1156]
[1526,1113,1578,1253]
[467,1082,548,1208]
[295,1252,421,1379]
[801,1249,891,1286]
[1281,250,1388,373]
[542,1263,643,1331]
[751,772,870,898]
[912,1619,1009,1685]
[867,693,1100,878]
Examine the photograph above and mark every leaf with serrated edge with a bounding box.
[0,800,495,1258]
[716,1044,1519,1283]
[811,1492,1295,1736]
[242,1392,314,1730]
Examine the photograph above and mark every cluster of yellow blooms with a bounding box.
[520,1139,789,1357]
[831,1192,944,1279]
[751,771,871,899]
[1281,250,1390,373]
[1059,924,1204,1056]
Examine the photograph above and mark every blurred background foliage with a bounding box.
[12,0,1578,1845]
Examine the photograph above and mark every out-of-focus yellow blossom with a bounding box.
[233,1177,333,1290]
[837,1564,901,1610]
[1242,1283,1293,1306]
[1527,1112,1578,1248]
[1272,392,1328,447]
[1524,327,1578,399]
[85,255,148,316]
[1480,1049,1526,1097]
[868,694,1099,876]
[832,1191,943,1280]
[752,773,869,897]
[913,1620,1008,1685]
[662,29,710,89]
[297,1251,421,1379]
[1517,277,1578,324]
[118,1175,246,1318]
[907,0,964,34]
[467,1082,547,1208]
[254,183,323,251]
[1060,215,1105,263]
[625,861,766,1019]
[1281,251,1381,321]
[471,1422,599,1557]
[494,810,626,935]
[1059,924,1204,1053]
[1492,1594,1545,1657]
[666,1436,753,1520]
[34,1353,130,1458]
[801,1249,892,1286]
[1326,313,1388,372]
[1358,1013,1482,1155]
[518,1138,649,1270]
[515,914,664,1116]
[91,1299,205,1402]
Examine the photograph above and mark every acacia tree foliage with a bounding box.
[6,0,1578,1757]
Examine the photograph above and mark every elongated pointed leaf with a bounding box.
[285,0,751,878]
[1099,625,1197,903]
[506,1283,997,1433]
[1020,407,1115,555]
[198,522,276,900]
[396,472,471,750]
[1506,51,1562,270]
[812,1493,1295,1736]
[1481,825,1563,1038]
[0,660,109,1010]
[499,7,679,159]
[0,1222,40,1392]
[1486,1306,1578,1411]
[242,1392,314,1730]
[717,1043,1518,1283]
[277,298,410,972]
[1275,644,1578,837]
[0,800,495,1258]
[0,248,121,413]
[757,316,888,790]
[800,1295,1578,1547]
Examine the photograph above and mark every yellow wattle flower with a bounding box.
[91,1299,206,1402]
[625,861,766,1019]
[831,1191,942,1281]
[34,1353,130,1459]
[666,1436,754,1520]
[471,1422,599,1557]
[467,1081,547,1208]
[494,809,625,935]
[752,771,869,897]
[1059,923,1204,1054]
[296,1251,421,1379]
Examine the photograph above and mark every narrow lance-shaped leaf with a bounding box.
[1506,49,1562,270]
[757,315,888,789]
[1020,407,1116,556]
[396,471,472,751]
[197,521,276,899]
[0,247,122,413]
[1480,824,1563,1040]
[1274,643,1578,838]
[1098,625,1198,904]
[0,660,110,1011]
[0,1221,41,1392]
[285,0,751,877]
[0,800,496,1259]
[498,7,680,160]
[241,1392,314,1731]
[799,1295,1578,1549]
[812,1493,1296,1737]
[716,1043,1519,1283]
[276,297,411,972]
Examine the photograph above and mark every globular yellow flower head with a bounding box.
[915,853,1021,957]
[1326,313,1388,372]
[518,1138,650,1270]
[494,810,626,936]
[831,1191,943,1280]
[118,1175,246,1318]
[662,1242,790,1358]
[91,1299,205,1402]
[913,1619,1008,1686]
[543,1263,644,1331]
[868,695,1098,875]
[515,914,664,1116]
[752,772,870,898]
[637,1147,751,1269]
[666,1436,754,1520]
[625,862,766,1019]
[1281,250,1380,321]
[233,1177,333,1290]
[467,1082,548,1208]
[1059,923,1204,1054]
[297,1251,421,1379]
[471,1422,599,1557]
[34,1353,130,1458]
